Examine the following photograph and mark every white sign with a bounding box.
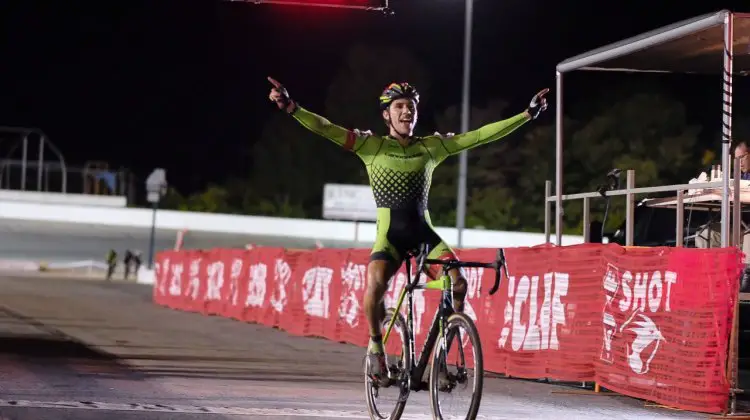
[322,183,377,222]
[146,168,168,204]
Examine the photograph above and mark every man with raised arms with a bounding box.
[267,76,549,384]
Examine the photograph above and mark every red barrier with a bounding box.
[152,243,743,414]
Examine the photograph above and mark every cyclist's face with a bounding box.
[384,98,417,136]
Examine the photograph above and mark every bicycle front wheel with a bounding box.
[429,312,484,420]
[364,307,411,420]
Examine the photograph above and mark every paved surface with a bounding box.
[0,219,355,263]
[0,274,716,420]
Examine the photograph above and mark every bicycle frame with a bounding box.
[382,258,454,391]
[380,246,505,392]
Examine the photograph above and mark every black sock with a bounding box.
[369,334,383,352]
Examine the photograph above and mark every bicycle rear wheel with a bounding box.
[364,308,411,420]
[429,312,484,420]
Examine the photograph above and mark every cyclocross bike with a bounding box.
[364,243,508,420]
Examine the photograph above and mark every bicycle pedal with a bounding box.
[368,374,393,388]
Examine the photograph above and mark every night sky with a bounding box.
[0,0,747,197]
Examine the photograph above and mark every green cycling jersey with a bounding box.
[291,106,530,213]
[290,105,530,263]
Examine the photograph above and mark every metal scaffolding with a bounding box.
[553,9,750,247]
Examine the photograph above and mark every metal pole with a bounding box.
[20,134,27,190]
[40,133,67,193]
[733,156,741,248]
[729,136,741,415]
[148,201,158,269]
[456,0,473,248]
[582,197,590,243]
[37,135,44,191]
[721,12,734,248]
[625,169,635,246]
[544,180,551,243]
[676,190,684,247]
[555,71,564,245]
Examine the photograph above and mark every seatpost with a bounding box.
[404,255,413,291]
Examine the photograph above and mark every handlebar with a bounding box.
[490,248,508,296]
[406,245,509,296]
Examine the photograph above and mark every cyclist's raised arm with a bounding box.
[291,106,371,152]
[429,88,549,159]
[435,112,531,156]
[267,76,370,153]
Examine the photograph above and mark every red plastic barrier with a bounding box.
[152,243,743,414]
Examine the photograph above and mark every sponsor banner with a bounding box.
[153,243,743,414]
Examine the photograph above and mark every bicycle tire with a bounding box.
[364,307,411,420]
[428,312,484,420]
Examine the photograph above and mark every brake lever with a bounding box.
[488,248,506,296]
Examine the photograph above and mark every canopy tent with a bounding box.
[553,9,750,246]
[557,11,750,74]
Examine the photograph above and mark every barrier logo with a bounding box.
[270,258,291,313]
[622,312,665,374]
[229,258,243,306]
[338,262,366,328]
[384,268,425,335]
[302,266,334,318]
[205,261,225,301]
[187,257,202,301]
[600,263,676,375]
[497,272,569,352]
[246,262,267,308]
[462,267,482,323]
[169,261,184,297]
[601,264,619,364]
[155,258,169,296]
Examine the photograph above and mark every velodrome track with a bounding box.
[0,273,711,420]
[0,219,346,264]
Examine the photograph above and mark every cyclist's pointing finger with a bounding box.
[267,76,282,88]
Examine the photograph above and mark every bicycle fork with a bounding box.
[437,275,468,389]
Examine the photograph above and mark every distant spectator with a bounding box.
[106,249,117,281]
[132,250,142,275]
[123,250,133,280]
[734,141,750,180]
[123,250,142,281]
[695,141,750,291]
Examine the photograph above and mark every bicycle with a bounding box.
[364,243,508,420]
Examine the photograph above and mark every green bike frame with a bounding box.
[375,246,504,393]
[381,256,456,392]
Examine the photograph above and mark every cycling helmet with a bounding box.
[379,82,420,110]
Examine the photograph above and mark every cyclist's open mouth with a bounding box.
[397,116,413,127]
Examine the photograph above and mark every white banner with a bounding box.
[322,183,377,222]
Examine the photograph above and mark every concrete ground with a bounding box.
[0,219,346,264]
[0,274,722,420]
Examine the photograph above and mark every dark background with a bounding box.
[0,0,746,196]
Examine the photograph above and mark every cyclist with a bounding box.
[267,76,548,384]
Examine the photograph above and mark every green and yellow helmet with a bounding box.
[379,82,420,111]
